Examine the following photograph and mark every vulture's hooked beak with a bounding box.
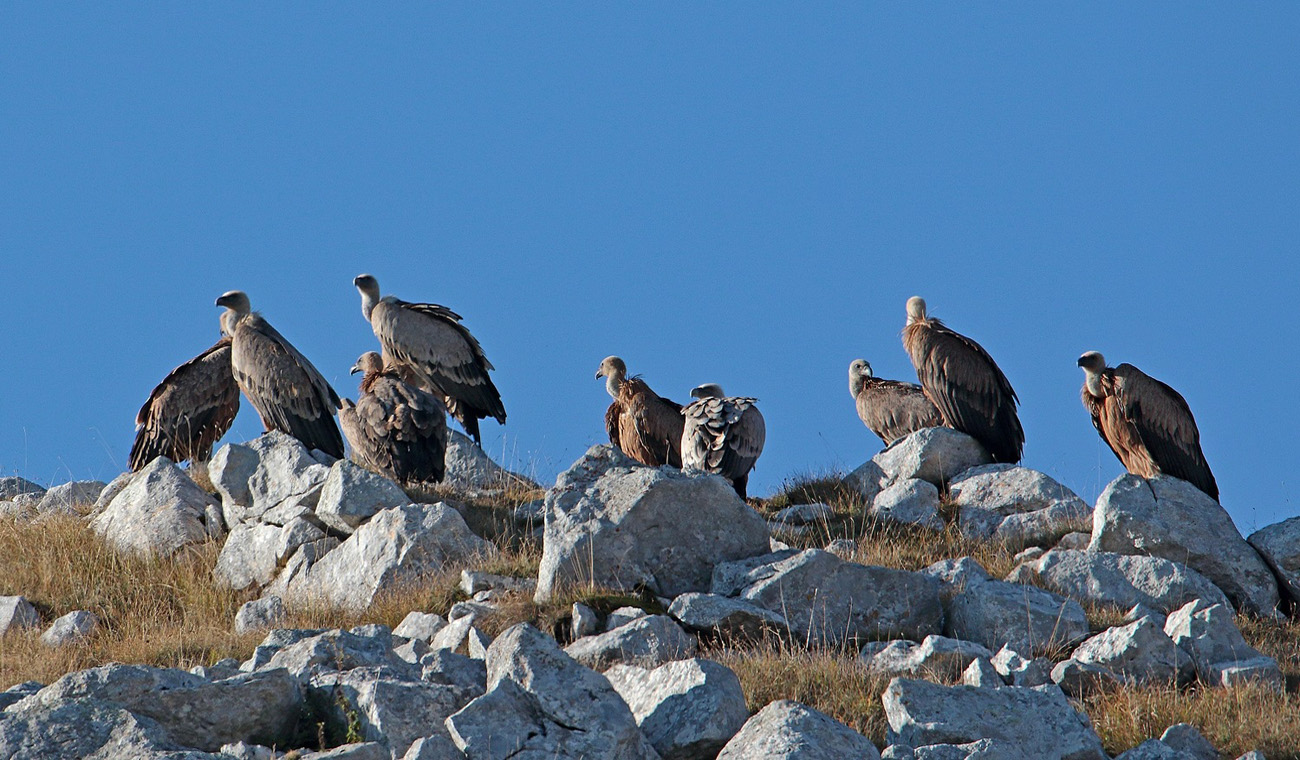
[350,365,362,376]
[1076,356,1087,368]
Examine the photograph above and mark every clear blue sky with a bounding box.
[3,5,1297,533]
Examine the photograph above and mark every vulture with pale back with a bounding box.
[340,352,448,485]
[1078,351,1219,502]
[595,356,685,468]
[128,314,239,471]
[902,296,1024,463]
[353,274,505,446]
[681,383,766,499]
[216,290,345,459]
[848,359,942,446]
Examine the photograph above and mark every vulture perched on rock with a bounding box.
[340,352,448,485]
[595,356,684,468]
[1078,351,1219,502]
[681,384,766,499]
[353,274,505,446]
[902,296,1024,463]
[216,290,345,459]
[128,315,239,471]
[848,359,942,446]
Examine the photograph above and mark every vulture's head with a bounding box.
[905,296,927,325]
[595,356,627,381]
[849,359,873,380]
[351,351,385,376]
[1077,351,1107,373]
[215,290,251,315]
[353,273,381,299]
[690,384,726,400]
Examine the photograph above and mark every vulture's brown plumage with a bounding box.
[848,359,942,446]
[129,329,239,471]
[596,356,684,468]
[681,384,765,499]
[216,290,345,459]
[902,297,1024,463]
[340,352,448,485]
[354,274,505,446]
[1078,351,1219,502]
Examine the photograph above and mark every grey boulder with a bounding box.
[0,477,44,500]
[1163,600,1283,689]
[869,479,944,531]
[564,615,697,671]
[871,428,992,488]
[40,611,97,647]
[719,549,942,645]
[606,658,749,760]
[283,502,493,612]
[90,458,222,556]
[1090,474,1279,616]
[314,459,410,534]
[213,523,283,591]
[308,667,467,758]
[1248,515,1300,604]
[1067,616,1194,686]
[208,432,330,525]
[442,429,536,492]
[716,699,880,760]
[535,445,770,603]
[945,579,1089,656]
[1023,549,1230,614]
[668,592,788,640]
[861,636,994,680]
[35,480,107,516]
[0,596,41,635]
[0,698,186,760]
[234,597,286,635]
[882,678,1106,760]
[950,465,1092,549]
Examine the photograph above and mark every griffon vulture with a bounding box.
[681,384,765,499]
[902,296,1024,463]
[848,359,942,446]
[129,317,239,471]
[216,290,345,459]
[1077,351,1219,502]
[340,352,448,485]
[595,356,684,468]
[353,274,505,446]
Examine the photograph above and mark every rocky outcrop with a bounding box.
[869,479,944,531]
[1018,550,1231,614]
[35,480,107,516]
[564,615,698,671]
[945,579,1089,656]
[870,428,993,489]
[861,636,995,680]
[717,699,880,760]
[1163,600,1283,689]
[1064,617,1194,686]
[0,596,41,635]
[949,465,1091,549]
[90,458,224,556]
[667,593,787,641]
[1090,474,1279,616]
[607,658,749,760]
[1247,515,1300,604]
[535,446,770,603]
[714,549,943,645]
[882,678,1107,760]
[209,432,332,526]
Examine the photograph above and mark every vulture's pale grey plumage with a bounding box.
[354,274,505,446]
[1078,351,1219,502]
[216,290,345,459]
[902,296,1024,463]
[681,383,765,499]
[340,352,448,486]
[596,356,685,468]
[129,317,239,471]
[848,359,942,446]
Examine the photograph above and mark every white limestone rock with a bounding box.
[39,611,97,647]
[870,479,944,531]
[442,429,537,492]
[90,457,222,556]
[950,464,1091,549]
[0,477,44,500]
[564,614,698,671]
[861,635,995,680]
[0,596,41,635]
[1158,724,1218,760]
[283,502,493,612]
[1248,515,1300,604]
[871,428,993,488]
[1026,549,1231,614]
[1068,616,1194,686]
[314,459,410,534]
[718,549,943,645]
[668,592,787,641]
[920,557,992,603]
[209,432,330,525]
[882,678,1106,760]
[717,699,880,760]
[309,667,467,758]
[606,658,749,760]
[393,611,448,642]
[1163,600,1283,689]
[535,445,770,603]
[234,596,286,635]
[1090,474,1279,616]
[213,523,283,591]
[945,579,1089,656]
[961,657,1004,689]
[35,480,107,516]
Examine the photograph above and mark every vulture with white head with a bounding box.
[353,274,505,446]
[848,359,942,446]
[1078,351,1218,502]
[681,383,765,499]
[902,296,1024,463]
[128,313,239,471]
[216,290,345,459]
[595,356,684,468]
[340,352,448,485]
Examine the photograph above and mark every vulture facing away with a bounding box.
[1078,351,1219,502]
[354,274,505,446]
[340,352,448,486]
[681,383,766,499]
[902,296,1024,463]
[216,291,345,459]
[848,359,942,447]
[129,319,239,471]
[596,356,684,468]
